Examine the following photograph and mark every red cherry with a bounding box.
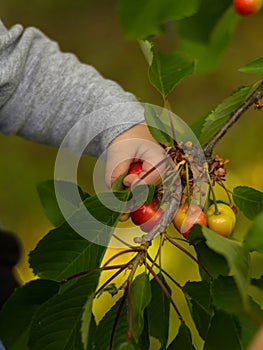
[233,0,263,16]
[131,200,163,232]
[128,162,143,175]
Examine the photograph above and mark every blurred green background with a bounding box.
[1,0,263,332]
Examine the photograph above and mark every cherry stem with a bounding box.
[145,262,185,323]
[165,235,212,279]
[203,80,263,160]
[164,97,177,146]
[217,179,233,206]
[206,169,220,215]
[150,233,165,272]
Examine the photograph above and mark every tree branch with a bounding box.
[203,80,263,160]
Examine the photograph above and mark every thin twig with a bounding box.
[147,253,182,290]
[165,235,212,279]
[146,262,184,322]
[110,288,128,350]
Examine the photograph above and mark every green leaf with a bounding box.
[167,323,196,350]
[203,311,242,350]
[131,273,152,343]
[237,297,263,348]
[202,226,250,301]
[117,343,136,350]
[176,1,239,73]
[29,191,130,281]
[188,225,229,280]
[182,280,213,339]
[193,85,252,145]
[28,272,100,350]
[95,298,128,350]
[147,273,170,349]
[211,275,243,314]
[81,293,95,350]
[233,186,263,220]
[243,212,263,254]
[117,0,200,39]
[239,58,263,74]
[138,40,153,65]
[144,103,175,146]
[149,48,195,97]
[36,180,88,227]
[0,280,59,350]
[29,222,106,281]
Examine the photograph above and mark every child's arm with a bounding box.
[0,21,167,186]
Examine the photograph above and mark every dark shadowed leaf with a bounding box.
[147,273,170,349]
[202,227,250,301]
[0,280,59,350]
[166,323,196,350]
[176,1,239,73]
[211,275,243,314]
[28,272,100,350]
[188,225,229,281]
[204,311,242,350]
[131,273,152,343]
[37,180,88,227]
[233,186,263,220]
[251,276,263,289]
[95,297,128,350]
[117,0,200,39]
[183,280,213,339]
[29,191,130,281]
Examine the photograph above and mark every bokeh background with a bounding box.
[1,0,263,346]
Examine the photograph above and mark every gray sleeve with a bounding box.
[0,20,145,157]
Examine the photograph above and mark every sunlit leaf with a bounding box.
[28,272,99,350]
[243,212,263,254]
[149,48,195,97]
[239,58,263,74]
[0,280,59,350]
[147,273,170,349]
[233,186,263,220]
